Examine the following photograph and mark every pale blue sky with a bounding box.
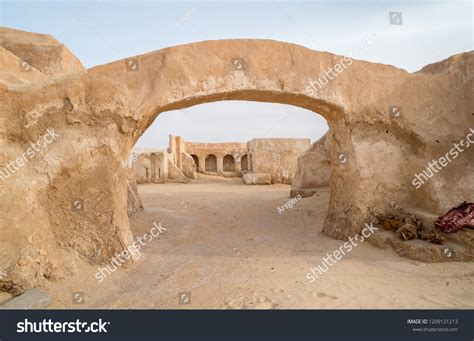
[1,0,472,148]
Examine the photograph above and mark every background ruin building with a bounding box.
[131,134,310,185]
[185,139,247,176]
[244,138,309,185]
[291,133,331,197]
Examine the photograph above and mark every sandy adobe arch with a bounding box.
[0,28,472,293]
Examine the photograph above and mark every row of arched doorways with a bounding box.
[191,154,248,173]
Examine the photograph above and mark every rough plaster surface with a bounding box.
[247,138,310,184]
[126,168,143,215]
[291,132,331,197]
[0,28,472,293]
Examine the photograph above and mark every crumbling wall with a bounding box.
[291,133,331,197]
[126,168,143,215]
[133,154,152,184]
[167,156,188,182]
[132,150,167,184]
[181,153,197,179]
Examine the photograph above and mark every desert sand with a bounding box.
[34,175,473,309]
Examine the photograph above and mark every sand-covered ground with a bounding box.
[42,175,473,309]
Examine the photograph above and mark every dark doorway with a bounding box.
[205,154,217,172]
[223,154,235,172]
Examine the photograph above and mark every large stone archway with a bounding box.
[1,29,472,293]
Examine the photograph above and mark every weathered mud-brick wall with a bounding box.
[132,150,168,184]
[291,133,331,197]
[247,138,310,184]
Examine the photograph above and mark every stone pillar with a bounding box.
[168,135,176,156]
[163,153,169,181]
[198,155,206,173]
[150,153,158,183]
[175,136,182,170]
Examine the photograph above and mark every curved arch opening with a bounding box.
[129,89,344,150]
[124,98,345,311]
[205,154,218,172]
[130,98,333,223]
[223,154,235,172]
[191,154,199,170]
[241,154,248,172]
